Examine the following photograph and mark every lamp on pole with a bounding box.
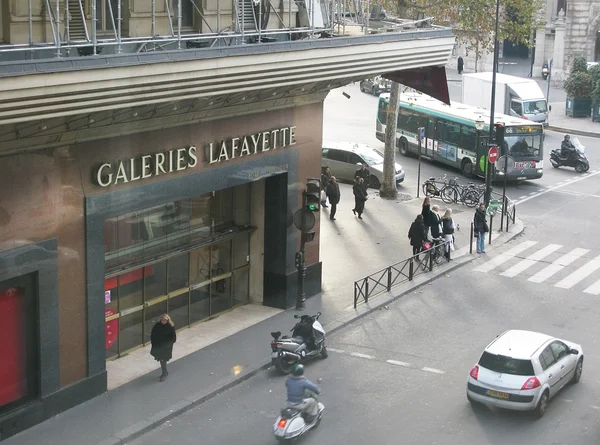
[475,116,485,173]
[485,0,502,207]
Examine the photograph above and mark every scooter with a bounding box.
[542,63,550,80]
[550,137,590,173]
[273,389,324,441]
[270,313,328,374]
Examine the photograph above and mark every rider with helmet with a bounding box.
[561,134,576,160]
[286,364,321,422]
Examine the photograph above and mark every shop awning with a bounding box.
[383,66,450,105]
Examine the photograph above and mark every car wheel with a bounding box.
[461,160,473,177]
[575,162,585,173]
[572,357,583,383]
[369,175,381,190]
[399,138,409,156]
[534,390,549,418]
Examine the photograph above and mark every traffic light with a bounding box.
[494,123,506,155]
[295,251,304,269]
[305,178,320,211]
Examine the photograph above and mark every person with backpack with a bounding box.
[408,214,427,260]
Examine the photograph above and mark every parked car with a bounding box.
[466,330,584,418]
[359,77,391,96]
[321,141,405,189]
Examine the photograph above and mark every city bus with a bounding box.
[376,92,544,181]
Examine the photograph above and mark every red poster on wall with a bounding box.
[0,287,27,407]
[105,308,119,350]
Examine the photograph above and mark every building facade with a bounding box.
[0,1,454,440]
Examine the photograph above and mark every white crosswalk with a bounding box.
[473,241,600,295]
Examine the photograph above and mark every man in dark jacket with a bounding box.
[457,56,464,74]
[474,203,488,253]
[408,214,427,259]
[321,167,332,208]
[352,177,368,219]
[354,163,370,193]
[326,176,341,221]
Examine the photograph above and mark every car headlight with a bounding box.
[496,170,505,175]
[537,168,543,173]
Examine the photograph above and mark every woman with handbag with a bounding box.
[473,203,488,254]
[441,208,455,259]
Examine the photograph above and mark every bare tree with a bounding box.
[380,81,400,198]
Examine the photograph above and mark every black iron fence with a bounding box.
[353,240,451,308]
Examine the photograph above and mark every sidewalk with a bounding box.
[445,67,600,139]
[3,189,523,445]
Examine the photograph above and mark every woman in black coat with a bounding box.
[408,214,427,258]
[352,177,368,219]
[421,197,431,235]
[151,314,177,382]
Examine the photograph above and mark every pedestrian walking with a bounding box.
[429,204,442,239]
[321,167,332,208]
[326,176,340,221]
[458,56,464,74]
[441,208,455,259]
[150,314,177,382]
[408,214,427,260]
[421,197,431,235]
[354,163,370,193]
[473,203,488,253]
[352,177,368,219]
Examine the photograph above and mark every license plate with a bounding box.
[486,390,509,399]
[517,177,526,180]
[515,161,535,170]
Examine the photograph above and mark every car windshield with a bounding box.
[478,351,535,376]
[503,134,542,157]
[360,149,384,165]
[523,100,547,114]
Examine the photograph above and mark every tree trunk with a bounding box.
[380,81,400,198]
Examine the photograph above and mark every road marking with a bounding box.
[555,254,600,289]
[386,359,411,367]
[518,195,528,199]
[529,248,589,283]
[500,244,562,278]
[421,367,445,374]
[562,399,573,403]
[350,352,374,360]
[327,348,345,354]
[583,278,600,295]
[528,191,537,195]
[474,241,538,273]
[514,170,600,205]
[591,405,600,410]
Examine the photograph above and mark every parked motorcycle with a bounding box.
[273,387,324,441]
[542,63,550,80]
[270,313,327,374]
[550,137,590,173]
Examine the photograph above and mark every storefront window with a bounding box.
[104,186,249,272]
[211,276,231,314]
[232,268,249,307]
[168,255,189,292]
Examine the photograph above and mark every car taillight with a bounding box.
[277,419,287,429]
[271,343,281,349]
[521,377,541,390]
[469,365,479,380]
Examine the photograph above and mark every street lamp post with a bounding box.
[475,116,485,177]
[485,0,502,207]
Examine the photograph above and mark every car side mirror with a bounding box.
[570,348,579,355]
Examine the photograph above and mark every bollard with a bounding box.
[409,258,414,280]
[387,266,392,292]
[428,250,433,271]
[365,279,369,304]
[488,215,493,245]
[470,222,474,254]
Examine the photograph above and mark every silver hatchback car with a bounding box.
[321,141,405,189]
[466,330,584,418]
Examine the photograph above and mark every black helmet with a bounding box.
[291,364,305,376]
[564,134,570,140]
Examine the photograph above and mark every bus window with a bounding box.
[378,100,388,124]
[439,120,461,146]
[460,125,477,152]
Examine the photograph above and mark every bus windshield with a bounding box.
[504,134,542,158]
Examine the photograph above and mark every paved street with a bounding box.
[132,184,600,444]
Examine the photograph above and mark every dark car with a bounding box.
[359,76,391,96]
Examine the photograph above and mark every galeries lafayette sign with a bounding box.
[94,126,296,187]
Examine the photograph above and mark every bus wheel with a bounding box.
[461,160,473,177]
[399,139,409,156]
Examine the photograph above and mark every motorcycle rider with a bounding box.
[286,364,321,422]
[561,134,576,160]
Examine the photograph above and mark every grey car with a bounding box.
[359,76,391,96]
[321,141,405,189]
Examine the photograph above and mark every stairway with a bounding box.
[238,0,257,30]
[68,0,87,41]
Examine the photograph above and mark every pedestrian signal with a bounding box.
[305,179,320,211]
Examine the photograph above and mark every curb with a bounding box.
[547,125,600,139]
[98,218,525,445]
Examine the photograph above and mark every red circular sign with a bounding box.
[488,146,499,163]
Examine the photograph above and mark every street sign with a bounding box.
[418,127,425,142]
[293,208,316,232]
[496,155,515,174]
[488,146,499,164]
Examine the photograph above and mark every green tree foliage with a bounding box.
[564,56,593,99]
[570,56,588,75]
[375,0,543,55]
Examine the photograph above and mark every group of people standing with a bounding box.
[320,164,369,221]
[408,197,456,260]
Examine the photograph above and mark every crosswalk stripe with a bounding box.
[555,254,600,289]
[500,244,562,278]
[583,279,600,295]
[474,241,538,273]
[528,248,589,283]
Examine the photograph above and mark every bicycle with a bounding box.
[422,175,448,198]
[441,180,482,207]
